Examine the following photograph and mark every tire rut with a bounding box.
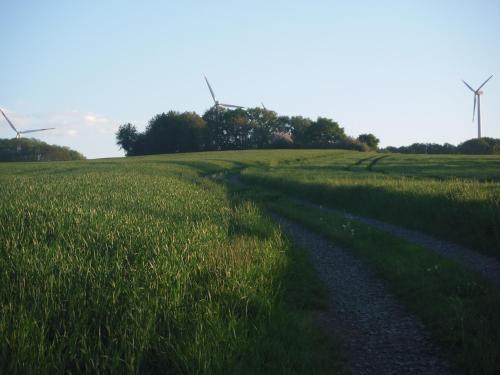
[225,173,500,286]
[271,213,453,375]
[297,199,500,286]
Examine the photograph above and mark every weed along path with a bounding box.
[296,200,500,286]
[271,213,452,375]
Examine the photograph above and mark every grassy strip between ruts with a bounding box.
[241,188,500,375]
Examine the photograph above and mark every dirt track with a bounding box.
[272,213,452,375]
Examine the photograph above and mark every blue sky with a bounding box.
[1,0,499,158]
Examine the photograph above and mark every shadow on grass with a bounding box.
[164,160,247,176]
[204,181,345,374]
[241,174,500,259]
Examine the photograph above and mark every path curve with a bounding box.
[226,173,500,286]
[298,199,500,286]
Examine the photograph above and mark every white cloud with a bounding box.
[84,115,97,122]
[0,108,123,158]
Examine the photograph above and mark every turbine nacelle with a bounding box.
[204,75,244,110]
[0,108,55,144]
[462,74,493,138]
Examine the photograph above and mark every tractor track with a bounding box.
[271,213,453,375]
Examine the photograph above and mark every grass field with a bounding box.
[240,151,500,258]
[1,149,499,374]
[0,157,336,374]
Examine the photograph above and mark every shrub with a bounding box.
[458,138,500,155]
[332,137,370,152]
[357,133,380,150]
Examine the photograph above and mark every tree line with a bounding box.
[116,107,379,156]
[0,138,85,162]
[382,137,500,155]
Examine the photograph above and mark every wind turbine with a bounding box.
[1,108,55,151]
[204,75,245,109]
[261,102,267,110]
[462,75,493,138]
[1,108,55,139]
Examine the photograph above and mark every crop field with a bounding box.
[1,149,500,374]
[241,151,500,258]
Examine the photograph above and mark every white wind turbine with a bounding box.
[1,108,55,139]
[204,75,245,109]
[1,108,55,151]
[462,75,493,138]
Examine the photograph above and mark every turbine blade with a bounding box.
[473,95,476,121]
[462,80,475,93]
[204,75,217,103]
[478,74,493,91]
[19,128,55,134]
[261,102,267,110]
[220,103,245,109]
[0,108,19,133]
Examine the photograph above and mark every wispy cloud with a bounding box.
[1,109,119,136]
[0,108,123,158]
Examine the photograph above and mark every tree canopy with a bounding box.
[382,138,500,155]
[116,107,375,156]
[0,138,86,162]
[357,133,380,150]
[146,111,206,154]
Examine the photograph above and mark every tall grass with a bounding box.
[241,159,500,257]
[0,161,335,373]
[2,149,499,372]
[263,195,500,375]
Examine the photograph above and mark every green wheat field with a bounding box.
[1,150,499,374]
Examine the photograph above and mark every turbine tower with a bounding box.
[462,75,493,138]
[204,75,245,109]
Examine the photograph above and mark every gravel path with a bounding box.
[225,174,500,286]
[297,199,500,286]
[272,213,453,375]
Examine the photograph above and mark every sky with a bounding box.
[1,0,499,159]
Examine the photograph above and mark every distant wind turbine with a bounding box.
[204,75,245,109]
[462,75,493,138]
[1,108,55,139]
[261,102,267,110]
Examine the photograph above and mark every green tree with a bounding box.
[116,123,141,156]
[289,116,312,147]
[116,108,363,154]
[0,138,85,161]
[202,107,228,150]
[223,109,250,149]
[145,111,206,153]
[246,107,279,148]
[458,138,497,155]
[357,133,380,150]
[303,117,346,147]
